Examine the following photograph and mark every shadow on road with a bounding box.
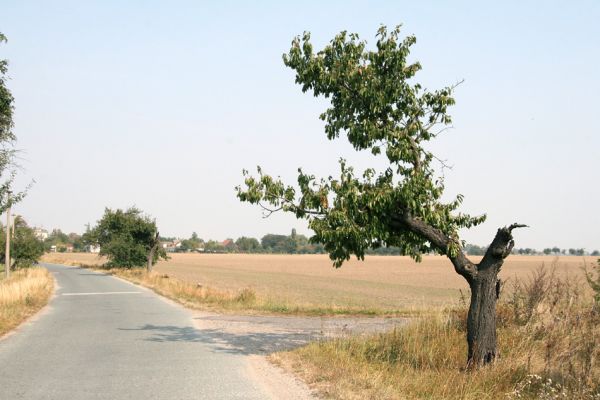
[121,314,406,356]
[119,324,318,355]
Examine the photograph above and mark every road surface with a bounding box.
[0,264,276,399]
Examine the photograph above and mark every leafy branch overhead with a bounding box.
[0,33,27,213]
[237,26,486,267]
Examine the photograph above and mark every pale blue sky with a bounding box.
[1,1,598,250]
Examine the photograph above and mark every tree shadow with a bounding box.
[119,324,320,355]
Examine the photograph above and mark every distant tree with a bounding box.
[223,238,237,253]
[235,236,261,252]
[366,245,403,255]
[569,248,577,255]
[284,228,309,253]
[551,246,561,255]
[592,250,600,256]
[43,229,70,251]
[69,233,86,252]
[204,240,225,253]
[0,216,44,268]
[519,248,535,255]
[543,248,552,255]
[260,234,288,253]
[179,233,203,252]
[85,207,167,270]
[237,26,526,367]
[178,239,193,252]
[465,244,486,256]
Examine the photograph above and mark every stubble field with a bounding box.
[41,252,594,312]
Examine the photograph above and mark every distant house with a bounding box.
[85,244,101,253]
[33,228,49,241]
[221,239,233,247]
[162,240,182,253]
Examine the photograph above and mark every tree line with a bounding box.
[35,224,600,257]
[464,243,598,257]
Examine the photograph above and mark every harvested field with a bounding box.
[41,253,594,312]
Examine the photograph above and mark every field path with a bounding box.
[0,264,314,399]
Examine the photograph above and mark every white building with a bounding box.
[33,228,49,241]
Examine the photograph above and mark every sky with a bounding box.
[0,1,598,250]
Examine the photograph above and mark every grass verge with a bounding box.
[85,265,417,317]
[0,268,54,337]
[273,266,600,399]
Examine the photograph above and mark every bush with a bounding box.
[0,217,44,269]
[85,207,167,268]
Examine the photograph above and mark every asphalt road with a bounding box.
[0,264,270,399]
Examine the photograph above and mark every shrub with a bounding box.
[0,217,44,269]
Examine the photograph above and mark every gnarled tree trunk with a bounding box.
[464,223,524,367]
[398,212,525,367]
[467,267,500,366]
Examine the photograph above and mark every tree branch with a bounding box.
[480,223,528,272]
[392,211,477,282]
[258,192,327,219]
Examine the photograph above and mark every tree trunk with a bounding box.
[397,212,526,368]
[466,267,500,367]
[147,245,156,273]
[463,223,525,367]
[147,231,160,273]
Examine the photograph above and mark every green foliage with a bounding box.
[86,207,167,268]
[0,33,26,214]
[202,240,225,253]
[179,232,203,252]
[235,236,261,252]
[260,234,288,252]
[259,230,322,254]
[0,216,44,268]
[569,248,586,256]
[464,243,487,256]
[43,229,83,252]
[237,25,485,267]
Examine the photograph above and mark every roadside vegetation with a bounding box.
[0,217,45,269]
[275,262,600,399]
[0,268,54,337]
[82,207,167,270]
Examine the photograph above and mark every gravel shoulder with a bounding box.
[191,311,407,399]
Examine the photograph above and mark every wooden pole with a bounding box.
[5,201,10,279]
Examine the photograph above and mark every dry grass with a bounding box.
[42,253,593,312]
[90,267,389,316]
[274,263,600,399]
[0,268,54,337]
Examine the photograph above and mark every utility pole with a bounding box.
[5,191,11,279]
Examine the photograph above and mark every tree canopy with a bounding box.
[85,207,167,268]
[237,25,526,367]
[237,26,485,270]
